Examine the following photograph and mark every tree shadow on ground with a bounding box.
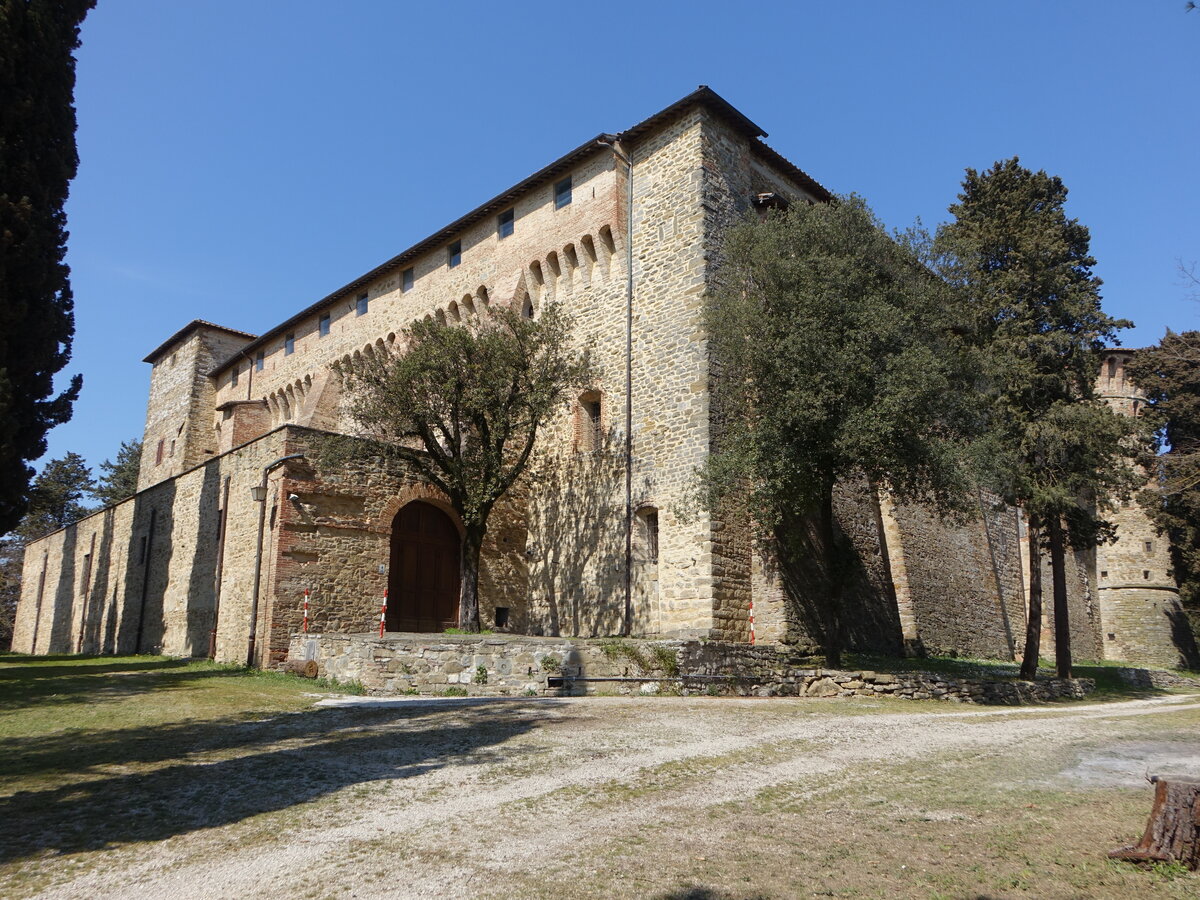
[0,698,558,863]
[658,888,768,900]
[0,657,246,711]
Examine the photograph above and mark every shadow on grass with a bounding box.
[0,698,557,863]
[0,656,250,711]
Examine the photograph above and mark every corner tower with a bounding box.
[1095,349,1196,668]
[138,320,257,491]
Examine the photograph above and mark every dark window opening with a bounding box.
[1101,570,1108,578]
[356,293,369,316]
[1143,570,1151,580]
[155,438,165,465]
[1107,633,1116,641]
[255,350,264,371]
[402,267,414,292]
[1145,540,1153,553]
[231,365,239,387]
[169,439,175,458]
[555,176,572,209]
[285,333,295,355]
[521,294,534,319]
[640,508,660,564]
[448,240,461,267]
[320,312,331,335]
[494,607,510,629]
[586,400,601,448]
[498,208,514,238]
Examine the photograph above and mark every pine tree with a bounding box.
[0,0,95,533]
[14,451,94,542]
[936,158,1139,678]
[93,438,142,507]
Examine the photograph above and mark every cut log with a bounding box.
[284,659,319,679]
[1109,776,1200,870]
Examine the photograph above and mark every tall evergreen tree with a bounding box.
[0,0,95,533]
[936,158,1138,678]
[93,438,142,507]
[14,450,94,542]
[705,197,977,667]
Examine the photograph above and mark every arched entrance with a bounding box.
[387,501,460,632]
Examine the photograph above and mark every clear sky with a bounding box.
[43,0,1200,477]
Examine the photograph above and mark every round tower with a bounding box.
[1095,349,1193,668]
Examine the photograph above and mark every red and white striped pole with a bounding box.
[302,588,310,633]
[749,596,755,645]
[378,588,388,638]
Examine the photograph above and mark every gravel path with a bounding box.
[29,693,1200,899]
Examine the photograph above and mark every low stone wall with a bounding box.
[1113,667,1200,690]
[288,633,1095,704]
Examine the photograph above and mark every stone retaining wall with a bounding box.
[289,633,1096,704]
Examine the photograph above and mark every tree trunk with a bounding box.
[459,526,484,633]
[819,485,843,669]
[1110,777,1200,870]
[1048,516,1072,679]
[1019,513,1042,680]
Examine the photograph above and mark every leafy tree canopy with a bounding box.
[326,303,591,631]
[0,0,95,533]
[705,195,978,666]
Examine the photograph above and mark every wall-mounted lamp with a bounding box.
[287,493,301,502]
[250,484,268,503]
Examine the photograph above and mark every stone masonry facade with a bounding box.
[13,88,1194,671]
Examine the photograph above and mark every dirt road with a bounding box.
[27,693,1200,899]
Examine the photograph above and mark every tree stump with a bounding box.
[284,659,319,679]
[1109,776,1200,870]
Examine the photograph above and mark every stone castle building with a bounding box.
[12,88,1195,670]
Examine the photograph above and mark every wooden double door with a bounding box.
[386,501,460,632]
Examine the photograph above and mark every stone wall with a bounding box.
[290,633,1095,704]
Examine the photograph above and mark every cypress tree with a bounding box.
[0,0,95,533]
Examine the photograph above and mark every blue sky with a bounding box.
[46,0,1200,477]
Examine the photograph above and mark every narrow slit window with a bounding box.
[255,350,264,371]
[155,438,165,465]
[640,508,660,564]
[319,312,331,336]
[356,293,369,316]
[402,267,414,292]
[498,208,514,238]
[448,240,462,268]
[284,333,295,355]
[555,176,572,209]
[231,365,239,387]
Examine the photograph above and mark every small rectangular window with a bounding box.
[586,399,602,449]
[498,208,514,238]
[231,365,239,387]
[402,267,414,292]
[356,293,368,316]
[448,240,461,268]
[645,511,659,564]
[255,350,264,371]
[169,439,175,458]
[285,333,295,355]
[555,176,572,209]
[155,438,165,465]
[1100,570,1108,578]
[1143,570,1151,580]
[1145,540,1153,553]
[319,312,331,336]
